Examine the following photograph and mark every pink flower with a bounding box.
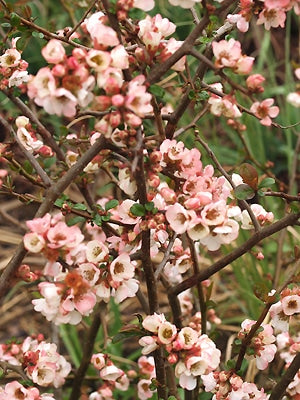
[111,45,129,69]
[84,12,119,48]
[0,48,21,67]
[177,327,199,349]
[257,7,286,30]
[86,50,111,71]
[137,379,155,399]
[125,75,153,117]
[250,98,279,125]
[24,232,45,253]
[212,39,242,69]
[133,0,155,11]
[110,253,135,282]
[166,203,197,234]
[41,39,65,64]
[100,365,123,380]
[142,313,165,333]
[91,353,106,370]
[281,295,300,316]
[114,278,139,303]
[246,74,265,92]
[157,321,177,344]
[138,336,159,355]
[86,240,109,263]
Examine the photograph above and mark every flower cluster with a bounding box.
[237,319,277,370]
[136,356,156,400]
[139,313,221,390]
[0,334,71,388]
[0,38,29,89]
[0,382,55,400]
[227,0,300,33]
[202,370,269,400]
[89,353,129,399]
[136,14,185,71]
[270,286,300,332]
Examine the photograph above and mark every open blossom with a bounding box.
[212,38,242,69]
[257,6,286,30]
[41,39,66,64]
[125,75,153,117]
[250,98,279,125]
[166,203,197,234]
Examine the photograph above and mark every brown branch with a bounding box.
[65,0,97,38]
[0,360,28,381]
[69,303,103,400]
[264,191,300,202]
[269,352,300,400]
[169,211,300,297]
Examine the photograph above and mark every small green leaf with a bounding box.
[10,12,20,27]
[225,359,235,369]
[93,214,103,227]
[234,184,255,200]
[31,31,44,38]
[258,177,275,189]
[198,91,209,101]
[23,160,33,174]
[130,203,145,217]
[206,299,217,310]
[149,85,164,98]
[112,328,143,344]
[73,203,87,211]
[54,194,69,207]
[105,199,119,211]
[144,201,154,212]
[67,216,86,226]
[101,214,110,222]
[1,22,11,28]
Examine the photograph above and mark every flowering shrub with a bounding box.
[0,0,299,399]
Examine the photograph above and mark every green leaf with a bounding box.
[101,215,110,222]
[234,184,255,200]
[258,177,275,189]
[130,203,145,217]
[112,328,143,344]
[225,359,236,369]
[149,85,165,98]
[31,31,44,38]
[54,194,69,207]
[73,203,87,211]
[144,201,154,212]
[105,199,119,211]
[93,214,103,227]
[198,91,209,101]
[10,12,20,27]
[66,216,86,226]
[1,22,11,28]
[23,160,33,174]
[206,299,217,310]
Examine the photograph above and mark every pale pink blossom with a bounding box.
[250,98,279,126]
[110,253,135,282]
[212,39,242,69]
[41,39,65,64]
[0,48,21,67]
[84,12,119,47]
[133,0,155,11]
[86,50,111,71]
[114,278,139,303]
[137,379,155,399]
[86,240,109,263]
[246,74,265,93]
[157,321,177,344]
[166,203,197,234]
[159,38,186,71]
[138,336,159,355]
[91,353,106,370]
[142,313,166,333]
[125,75,153,117]
[24,232,45,253]
[287,92,300,107]
[100,365,123,381]
[281,294,300,315]
[111,45,129,69]
[257,7,286,30]
[8,70,29,87]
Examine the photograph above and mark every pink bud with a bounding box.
[111,94,125,107]
[167,353,178,364]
